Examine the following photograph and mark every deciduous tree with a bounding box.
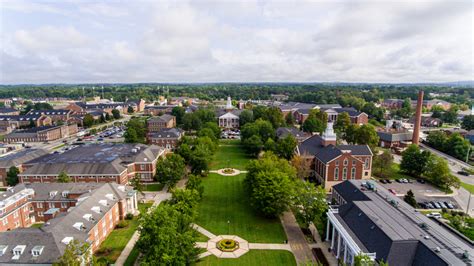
[6,166,19,186]
[155,154,186,187]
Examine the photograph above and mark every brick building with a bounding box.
[3,124,78,143]
[19,143,165,184]
[376,130,413,148]
[66,99,145,115]
[26,109,73,123]
[0,149,48,187]
[0,114,52,133]
[0,108,20,115]
[0,182,138,264]
[143,105,178,116]
[296,123,373,191]
[147,114,176,132]
[147,128,184,150]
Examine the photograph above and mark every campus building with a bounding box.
[0,183,138,264]
[296,123,372,191]
[19,143,165,184]
[147,128,184,150]
[217,97,242,129]
[26,109,73,123]
[0,149,49,187]
[327,180,473,265]
[3,124,78,143]
[147,114,176,132]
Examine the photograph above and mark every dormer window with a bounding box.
[31,246,44,257]
[12,245,26,256]
[62,237,73,245]
[49,191,58,198]
[0,245,7,256]
[73,222,85,231]
[99,200,108,206]
[62,191,69,198]
[83,213,93,221]
[91,206,101,213]
[105,194,115,200]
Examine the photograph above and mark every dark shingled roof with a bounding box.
[334,107,364,117]
[297,135,372,163]
[276,127,310,140]
[332,181,370,203]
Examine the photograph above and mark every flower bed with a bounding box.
[217,239,239,252]
[223,168,235,174]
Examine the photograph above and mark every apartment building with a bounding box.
[0,149,49,187]
[3,124,78,143]
[147,128,184,150]
[19,143,165,184]
[0,114,52,133]
[147,114,176,132]
[0,183,138,264]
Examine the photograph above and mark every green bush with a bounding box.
[125,213,134,220]
[116,220,129,229]
[217,239,239,251]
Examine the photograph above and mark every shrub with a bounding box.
[116,221,129,229]
[125,213,134,220]
[217,239,239,252]
[96,247,112,256]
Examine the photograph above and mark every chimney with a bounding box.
[412,90,424,145]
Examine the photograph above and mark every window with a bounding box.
[335,161,339,166]
[342,168,347,180]
[343,159,348,166]
[37,202,43,208]
[13,211,18,219]
[351,167,356,179]
[61,202,67,209]
[365,158,370,169]
[334,167,339,180]
[140,164,145,170]
[2,219,7,226]
[38,212,44,217]
[48,202,54,209]
[352,160,356,165]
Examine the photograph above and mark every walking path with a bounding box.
[280,211,316,264]
[193,224,217,238]
[309,224,338,266]
[209,168,248,176]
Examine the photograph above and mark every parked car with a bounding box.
[388,189,397,195]
[458,171,470,176]
[417,179,425,184]
[380,179,387,184]
[427,212,442,219]
[425,202,434,209]
[438,202,447,209]
[395,179,402,183]
[385,179,392,184]
[431,201,441,209]
[445,202,455,209]
[418,202,427,209]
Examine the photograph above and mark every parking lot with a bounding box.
[375,179,460,210]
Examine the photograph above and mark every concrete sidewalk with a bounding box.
[280,211,316,264]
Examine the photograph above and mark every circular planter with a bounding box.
[222,168,235,174]
[217,239,239,252]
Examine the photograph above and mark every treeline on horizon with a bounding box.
[0,83,472,105]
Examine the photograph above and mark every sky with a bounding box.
[0,0,473,84]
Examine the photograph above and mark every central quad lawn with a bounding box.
[461,182,474,194]
[197,250,296,266]
[209,140,250,170]
[196,173,286,243]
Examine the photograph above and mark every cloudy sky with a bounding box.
[0,0,472,84]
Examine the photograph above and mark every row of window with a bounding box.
[334,167,357,181]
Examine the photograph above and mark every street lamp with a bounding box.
[227,220,230,235]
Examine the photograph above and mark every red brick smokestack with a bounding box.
[412,90,424,145]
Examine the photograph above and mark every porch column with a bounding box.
[343,242,348,264]
[336,233,341,258]
[331,225,335,249]
[326,219,330,241]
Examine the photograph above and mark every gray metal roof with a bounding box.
[377,131,413,142]
[148,114,175,123]
[0,149,48,169]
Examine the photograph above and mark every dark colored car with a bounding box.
[417,179,425,184]
[380,179,387,184]
[386,179,392,184]
[458,171,470,176]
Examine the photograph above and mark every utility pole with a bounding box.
[101,86,104,99]
[466,193,472,216]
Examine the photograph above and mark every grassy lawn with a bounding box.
[461,182,474,194]
[209,140,250,170]
[197,250,296,266]
[30,223,44,228]
[143,183,164,191]
[95,203,152,263]
[123,245,140,266]
[374,163,414,180]
[196,173,286,243]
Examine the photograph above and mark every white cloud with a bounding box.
[0,0,472,84]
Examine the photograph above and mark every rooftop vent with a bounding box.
[424,235,430,240]
[31,246,44,257]
[62,237,73,245]
[131,148,138,153]
[105,194,115,200]
[434,247,441,253]
[118,185,125,192]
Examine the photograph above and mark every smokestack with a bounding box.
[412,90,424,145]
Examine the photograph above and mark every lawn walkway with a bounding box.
[209,141,250,170]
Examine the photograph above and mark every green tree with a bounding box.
[239,109,254,127]
[197,128,217,142]
[354,124,379,149]
[124,118,147,143]
[446,133,471,161]
[441,109,458,124]
[127,106,134,113]
[291,155,312,180]
[265,107,285,128]
[105,112,111,121]
[292,181,328,228]
[243,135,263,157]
[275,135,297,160]
[404,189,417,207]
[201,122,221,139]
[171,106,186,125]
[57,171,72,183]
[137,203,198,265]
[462,115,474,130]
[6,166,20,186]
[155,154,186,187]
[182,113,202,131]
[189,144,212,175]
[245,152,296,217]
[345,124,359,144]
[302,116,324,133]
[400,145,431,177]
[426,131,448,151]
[112,109,121,119]
[185,174,204,200]
[334,112,351,135]
[252,105,268,121]
[425,156,460,191]
[53,240,92,266]
[82,114,95,128]
[130,174,143,195]
[285,112,296,126]
[373,150,393,179]
[354,253,375,266]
